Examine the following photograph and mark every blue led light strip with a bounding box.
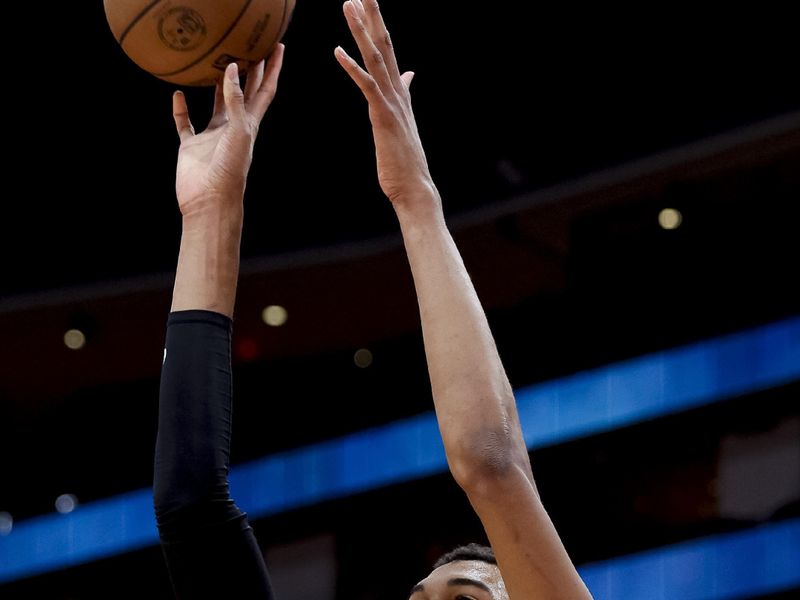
[1,315,799,584]
[579,518,800,600]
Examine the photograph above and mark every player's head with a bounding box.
[408,543,508,600]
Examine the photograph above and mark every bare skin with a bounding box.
[170,47,285,317]
[410,560,508,600]
[163,5,591,594]
[335,2,592,598]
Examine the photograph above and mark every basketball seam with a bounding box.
[119,0,164,46]
[153,0,254,78]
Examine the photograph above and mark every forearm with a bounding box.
[153,311,275,598]
[153,311,238,526]
[157,196,243,513]
[156,196,244,522]
[170,199,244,318]
[394,195,533,488]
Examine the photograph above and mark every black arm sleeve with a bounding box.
[153,310,275,600]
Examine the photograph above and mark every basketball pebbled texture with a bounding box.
[104,0,295,86]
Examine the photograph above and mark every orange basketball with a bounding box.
[103,0,295,86]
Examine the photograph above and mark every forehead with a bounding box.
[416,559,504,596]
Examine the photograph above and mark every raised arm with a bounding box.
[335,4,591,598]
[153,51,284,599]
[170,53,284,317]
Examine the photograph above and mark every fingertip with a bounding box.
[270,43,286,63]
[172,89,186,108]
[334,46,352,62]
[225,61,240,84]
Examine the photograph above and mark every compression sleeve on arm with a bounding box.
[153,310,275,600]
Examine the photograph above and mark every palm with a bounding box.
[175,118,253,215]
[170,48,285,218]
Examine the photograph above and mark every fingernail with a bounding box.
[227,62,239,83]
[334,46,352,62]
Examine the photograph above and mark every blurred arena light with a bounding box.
[0,513,12,536]
[63,329,86,351]
[262,305,288,327]
[658,207,683,230]
[354,348,373,369]
[2,314,799,584]
[55,495,78,515]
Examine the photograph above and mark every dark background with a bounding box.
[3,2,799,296]
[1,1,799,598]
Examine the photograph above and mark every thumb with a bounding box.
[222,62,246,121]
[401,71,415,90]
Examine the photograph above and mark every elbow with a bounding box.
[446,426,530,496]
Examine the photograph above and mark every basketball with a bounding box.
[103,0,295,86]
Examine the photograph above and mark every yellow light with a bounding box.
[354,348,373,369]
[658,208,682,230]
[64,329,86,350]
[262,305,288,327]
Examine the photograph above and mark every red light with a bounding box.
[235,338,260,362]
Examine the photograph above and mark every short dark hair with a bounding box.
[432,542,497,570]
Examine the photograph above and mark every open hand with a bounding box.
[173,46,285,218]
[335,1,438,211]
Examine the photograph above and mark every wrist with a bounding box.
[392,184,444,226]
[172,207,243,318]
[181,202,244,236]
